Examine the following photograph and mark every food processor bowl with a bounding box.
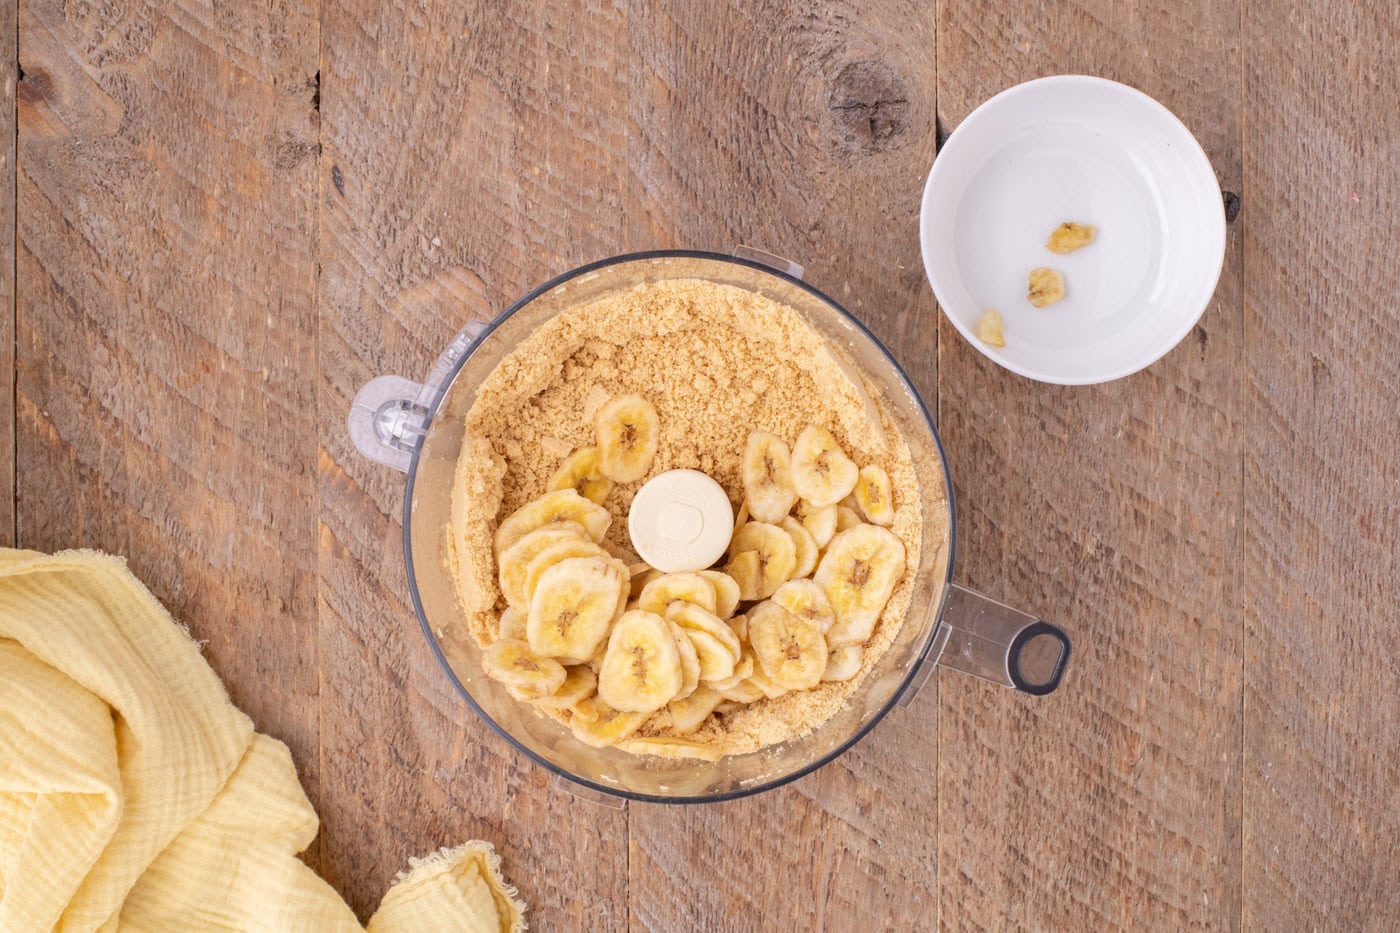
[349,249,1070,804]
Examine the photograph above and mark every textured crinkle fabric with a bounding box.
[0,547,525,932]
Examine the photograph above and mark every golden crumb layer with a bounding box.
[449,278,942,756]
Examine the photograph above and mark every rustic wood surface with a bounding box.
[1241,2,1400,927]
[11,0,1398,930]
[933,2,1247,928]
[15,0,323,867]
[1,0,12,549]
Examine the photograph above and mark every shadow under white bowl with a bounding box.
[920,75,1226,385]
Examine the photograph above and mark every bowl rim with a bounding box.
[919,74,1228,385]
[401,248,959,804]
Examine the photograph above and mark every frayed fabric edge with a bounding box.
[393,841,527,932]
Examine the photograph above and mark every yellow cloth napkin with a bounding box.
[0,547,525,932]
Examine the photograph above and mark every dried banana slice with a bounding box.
[727,613,748,644]
[586,635,609,671]
[699,570,741,619]
[597,610,685,713]
[570,696,601,723]
[494,488,611,555]
[570,700,647,748]
[547,446,614,505]
[667,685,723,735]
[725,521,797,601]
[683,628,737,683]
[669,621,702,701]
[534,665,599,713]
[707,653,754,692]
[522,538,611,606]
[606,557,633,620]
[527,557,626,663]
[780,516,819,579]
[790,425,859,507]
[506,683,547,702]
[771,579,835,634]
[1046,222,1096,254]
[794,499,838,549]
[497,524,588,610]
[716,678,765,704]
[976,308,1005,348]
[637,572,718,616]
[748,601,828,691]
[497,606,527,641]
[666,602,742,661]
[594,394,660,482]
[482,638,567,694]
[618,736,723,762]
[741,431,799,522]
[745,665,790,700]
[629,567,663,600]
[732,500,750,535]
[834,505,862,533]
[815,524,907,647]
[822,645,864,682]
[852,465,895,526]
[1027,267,1066,308]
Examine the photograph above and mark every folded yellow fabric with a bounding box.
[0,548,525,932]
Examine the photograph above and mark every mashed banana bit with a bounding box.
[976,308,1006,347]
[1027,267,1067,308]
[449,279,941,759]
[1046,222,1097,254]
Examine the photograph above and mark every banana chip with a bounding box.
[595,395,660,482]
[815,525,906,647]
[742,431,799,522]
[791,425,859,507]
[597,610,684,713]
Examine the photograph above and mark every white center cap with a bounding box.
[628,469,734,573]
[657,502,704,543]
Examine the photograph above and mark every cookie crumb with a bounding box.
[450,279,943,756]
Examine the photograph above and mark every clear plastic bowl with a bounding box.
[349,249,1070,804]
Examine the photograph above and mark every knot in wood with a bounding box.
[271,133,316,171]
[17,66,52,104]
[828,61,911,153]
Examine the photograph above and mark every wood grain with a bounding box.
[316,0,631,922]
[625,2,942,929]
[11,0,1400,927]
[1,0,13,548]
[14,0,321,860]
[935,2,1245,928]
[1242,1,1400,926]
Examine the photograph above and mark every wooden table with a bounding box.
[11,0,1397,927]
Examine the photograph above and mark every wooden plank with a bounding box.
[934,2,1245,927]
[1242,2,1400,926]
[1,0,12,547]
[625,2,942,929]
[14,0,321,860]
[316,0,631,923]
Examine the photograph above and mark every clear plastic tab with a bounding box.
[347,375,426,473]
[346,319,488,472]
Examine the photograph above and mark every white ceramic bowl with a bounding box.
[920,75,1226,385]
